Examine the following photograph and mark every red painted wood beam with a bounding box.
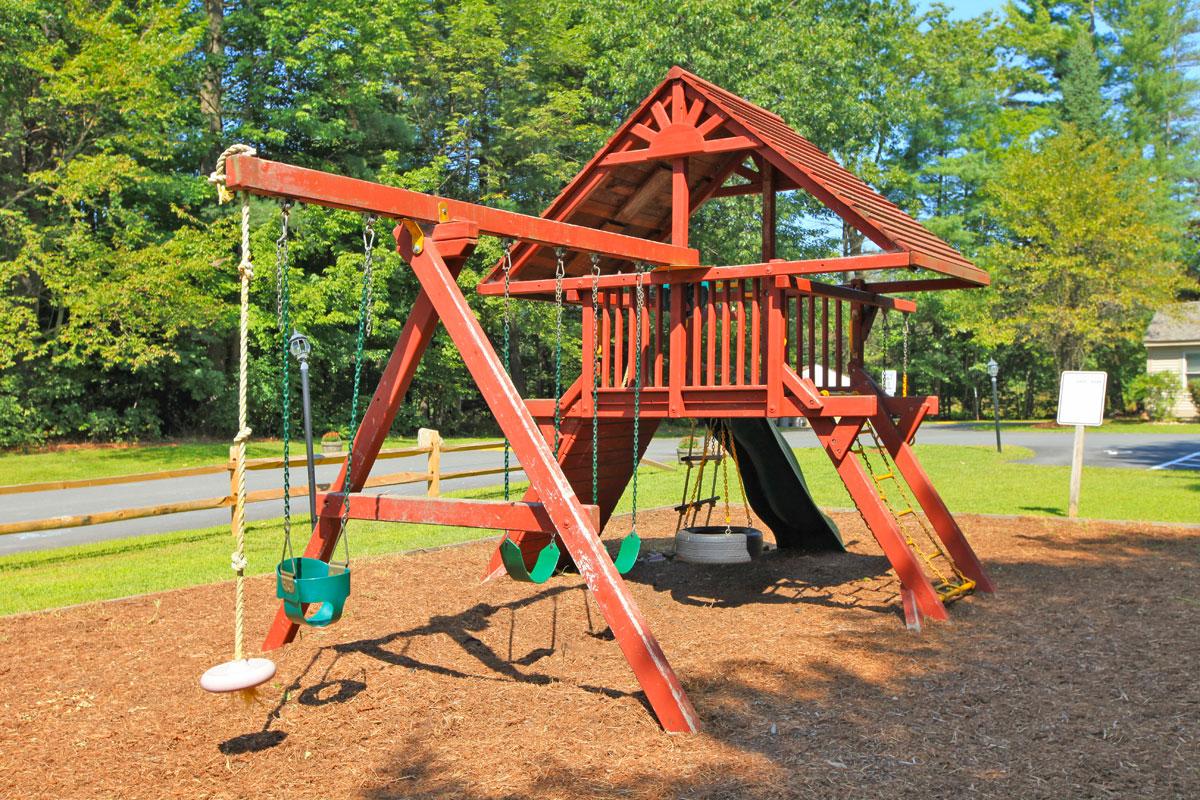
[599,136,757,166]
[395,228,698,734]
[671,158,689,247]
[861,277,980,293]
[480,253,913,296]
[317,492,598,533]
[224,155,698,267]
[851,370,995,592]
[809,416,949,623]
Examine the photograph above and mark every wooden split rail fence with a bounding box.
[0,430,506,537]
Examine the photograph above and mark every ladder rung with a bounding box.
[896,508,915,517]
[673,496,718,513]
[873,472,895,482]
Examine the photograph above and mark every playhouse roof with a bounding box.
[485,67,986,288]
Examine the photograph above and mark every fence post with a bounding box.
[227,445,239,515]
[419,428,442,496]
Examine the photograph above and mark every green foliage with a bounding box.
[1189,378,1200,410]
[0,0,1196,442]
[968,126,1185,374]
[1123,370,1182,420]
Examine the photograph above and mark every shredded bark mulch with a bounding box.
[1,509,1197,799]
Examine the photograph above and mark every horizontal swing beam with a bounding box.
[316,492,599,533]
[224,156,699,267]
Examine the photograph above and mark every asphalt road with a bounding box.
[2,424,1196,555]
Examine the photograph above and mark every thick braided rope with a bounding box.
[208,144,257,204]
[231,196,253,661]
[209,143,257,662]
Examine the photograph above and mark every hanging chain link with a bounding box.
[552,247,565,457]
[275,203,291,332]
[334,214,376,568]
[502,240,514,502]
[630,262,647,531]
[902,314,910,397]
[590,253,601,506]
[276,201,295,567]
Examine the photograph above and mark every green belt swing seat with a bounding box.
[276,558,351,626]
[270,205,375,627]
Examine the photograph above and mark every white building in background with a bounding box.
[1145,301,1200,419]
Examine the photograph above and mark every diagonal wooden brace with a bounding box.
[396,227,699,734]
[852,370,995,593]
[809,416,948,624]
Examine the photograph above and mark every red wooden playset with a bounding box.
[213,68,994,733]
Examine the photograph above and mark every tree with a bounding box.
[968,126,1186,377]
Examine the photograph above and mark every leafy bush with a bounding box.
[1189,379,1200,412]
[1123,371,1181,421]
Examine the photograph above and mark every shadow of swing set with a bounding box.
[208,68,997,734]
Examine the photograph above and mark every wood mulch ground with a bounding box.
[1,508,1197,799]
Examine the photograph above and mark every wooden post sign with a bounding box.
[1056,371,1107,519]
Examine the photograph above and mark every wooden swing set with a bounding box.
[202,68,995,734]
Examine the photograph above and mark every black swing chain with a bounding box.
[501,240,513,501]
[552,247,565,457]
[631,262,647,533]
[276,200,296,568]
[590,254,601,506]
[334,214,376,568]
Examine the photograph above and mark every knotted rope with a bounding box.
[210,144,257,661]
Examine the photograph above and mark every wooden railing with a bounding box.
[0,430,506,537]
[585,276,866,405]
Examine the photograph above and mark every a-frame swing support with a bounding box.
[252,216,700,733]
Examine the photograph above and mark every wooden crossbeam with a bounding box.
[481,253,913,296]
[317,493,599,533]
[224,156,698,267]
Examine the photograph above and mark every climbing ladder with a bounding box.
[850,421,976,604]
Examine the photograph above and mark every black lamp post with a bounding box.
[987,358,1002,453]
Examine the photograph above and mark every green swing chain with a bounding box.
[630,262,647,533]
[334,214,376,567]
[552,247,565,457]
[501,240,513,502]
[276,201,296,568]
[590,254,601,506]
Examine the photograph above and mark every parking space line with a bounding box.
[1149,450,1200,470]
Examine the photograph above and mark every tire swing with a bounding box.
[273,209,376,624]
[674,422,763,565]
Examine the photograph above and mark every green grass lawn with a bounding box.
[0,435,497,486]
[1,444,1196,616]
[951,419,1200,435]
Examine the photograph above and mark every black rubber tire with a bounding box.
[674,526,764,564]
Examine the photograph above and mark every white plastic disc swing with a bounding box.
[200,146,277,695]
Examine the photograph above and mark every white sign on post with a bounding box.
[1056,371,1108,519]
[1057,371,1107,427]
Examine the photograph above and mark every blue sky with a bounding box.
[917,0,1009,19]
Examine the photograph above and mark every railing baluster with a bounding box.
[654,287,664,387]
[613,289,624,386]
[822,297,830,390]
[750,278,762,385]
[720,281,731,385]
[835,300,844,387]
[690,283,702,386]
[736,280,746,386]
[807,295,816,388]
[705,281,716,386]
[601,290,611,388]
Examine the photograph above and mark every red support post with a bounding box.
[808,416,949,624]
[852,370,995,593]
